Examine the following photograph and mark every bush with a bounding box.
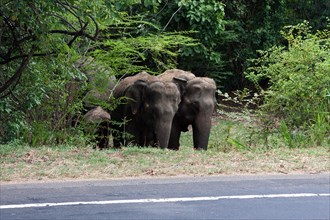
[246,21,330,147]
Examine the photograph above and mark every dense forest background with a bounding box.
[1,0,329,146]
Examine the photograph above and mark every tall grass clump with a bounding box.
[246,21,330,148]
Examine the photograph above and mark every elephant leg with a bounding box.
[111,121,124,148]
[123,119,143,147]
[111,116,137,148]
[143,129,156,147]
[96,121,110,149]
[192,114,212,150]
[167,118,181,150]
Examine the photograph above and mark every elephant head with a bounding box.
[111,72,153,147]
[141,81,181,149]
[111,72,180,149]
[83,106,111,149]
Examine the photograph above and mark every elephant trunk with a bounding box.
[192,113,212,150]
[154,118,172,149]
[167,115,181,150]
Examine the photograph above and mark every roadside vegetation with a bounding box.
[1,115,329,183]
[1,1,329,182]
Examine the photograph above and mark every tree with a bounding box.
[154,0,226,82]
[0,0,103,98]
[0,0,197,144]
[217,0,330,91]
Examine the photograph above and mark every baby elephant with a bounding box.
[83,106,111,149]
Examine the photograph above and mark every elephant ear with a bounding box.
[173,77,187,96]
[185,81,203,108]
[173,77,187,83]
[126,79,147,115]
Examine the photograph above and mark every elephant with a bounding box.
[158,69,217,150]
[71,57,116,149]
[111,72,181,149]
[83,106,111,149]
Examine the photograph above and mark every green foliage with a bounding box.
[178,0,225,45]
[142,0,227,84]
[92,32,197,77]
[0,0,110,144]
[0,0,197,145]
[1,0,329,148]
[218,0,330,90]
[246,21,330,146]
[177,0,226,78]
[0,53,87,144]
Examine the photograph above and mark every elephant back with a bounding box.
[83,106,111,123]
[158,69,196,82]
[112,71,155,98]
[188,77,217,90]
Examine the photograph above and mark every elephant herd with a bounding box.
[84,69,217,150]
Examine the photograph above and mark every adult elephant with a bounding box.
[111,72,181,149]
[158,69,217,150]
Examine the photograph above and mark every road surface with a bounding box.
[1,174,329,219]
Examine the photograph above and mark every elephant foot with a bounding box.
[93,145,108,150]
[112,145,122,149]
[94,138,109,150]
[167,145,180,150]
[194,146,207,151]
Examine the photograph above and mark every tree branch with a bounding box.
[0,0,100,98]
[0,45,36,99]
[67,22,89,47]
[0,51,55,65]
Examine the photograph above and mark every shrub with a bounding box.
[246,21,330,146]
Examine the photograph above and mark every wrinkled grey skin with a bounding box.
[158,69,217,150]
[84,106,111,123]
[111,72,181,149]
[158,69,196,95]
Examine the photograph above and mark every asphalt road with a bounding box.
[1,174,329,220]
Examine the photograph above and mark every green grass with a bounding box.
[1,116,329,183]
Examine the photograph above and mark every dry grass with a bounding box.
[1,117,329,183]
[1,144,329,183]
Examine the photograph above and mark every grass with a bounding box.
[1,116,329,183]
